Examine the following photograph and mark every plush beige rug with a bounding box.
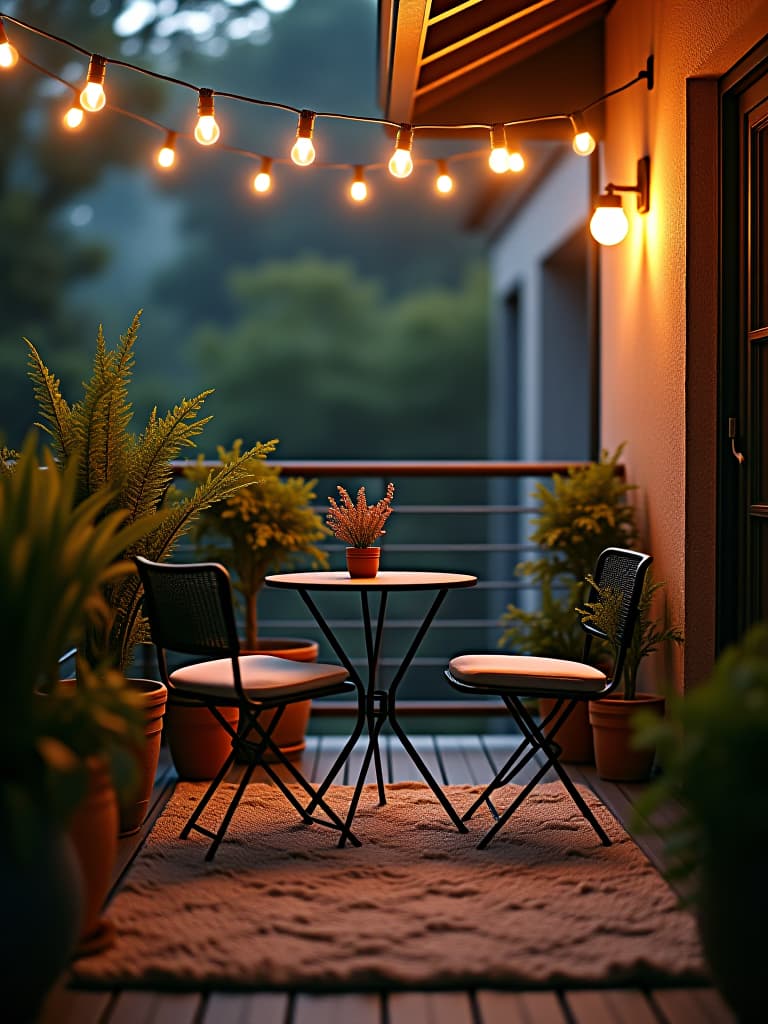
[72,781,705,991]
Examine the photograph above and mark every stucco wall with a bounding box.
[600,0,766,691]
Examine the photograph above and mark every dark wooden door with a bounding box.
[719,58,768,648]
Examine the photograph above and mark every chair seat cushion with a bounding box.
[170,654,349,702]
[448,653,607,694]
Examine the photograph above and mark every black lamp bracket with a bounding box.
[604,156,651,213]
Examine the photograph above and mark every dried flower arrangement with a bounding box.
[326,483,395,548]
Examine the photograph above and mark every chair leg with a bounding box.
[204,760,258,861]
[475,696,611,848]
[179,746,237,841]
[241,709,362,847]
[461,733,536,822]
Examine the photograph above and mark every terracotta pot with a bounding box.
[588,694,665,781]
[118,678,167,836]
[68,757,118,957]
[539,697,594,764]
[346,546,380,578]
[0,822,83,1021]
[237,638,319,763]
[165,696,239,781]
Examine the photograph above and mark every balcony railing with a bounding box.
[163,459,595,718]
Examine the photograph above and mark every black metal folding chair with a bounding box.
[135,556,362,859]
[445,547,652,848]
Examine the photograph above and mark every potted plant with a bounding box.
[183,440,330,763]
[633,623,768,1023]
[499,446,638,762]
[578,570,684,780]
[326,482,396,577]
[0,433,154,1012]
[25,312,272,807]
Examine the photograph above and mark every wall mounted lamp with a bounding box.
[590,156,650,246]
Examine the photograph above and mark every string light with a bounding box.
[62,100,84,129]
[290,109,316,166]
[0,15,656,218]
[349,165,368,202]
[508,149,525,173]
[80,54,106,112]
[252,156,272,193]
[435,159,453,195]
[388,124,414,179]
[156,130,177,169]
[570,113,596,156]
[0,19,18,68]
[488,123,510,174]
[194,88,220,145]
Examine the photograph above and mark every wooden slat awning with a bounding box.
[379,0,613,137]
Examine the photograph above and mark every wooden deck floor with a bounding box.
[41,733,736,1024]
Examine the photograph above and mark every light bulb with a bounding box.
[79,55,107,112]
[194,89,220,145]
[0,22,18,68]
[253,158,272,193]
[349,166,368,202]
[291,110,316,166]
[573,130,596,156]
[508,150,525,173]
[63,104,84,130]
[488,123,510,174]
[156,132,177,169]
[291,136,315,166]
[589,194,629,246]
[388,124,414,179]
[0,41,17,68]
[435,160,453,195]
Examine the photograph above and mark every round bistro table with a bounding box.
[265,570,477,843]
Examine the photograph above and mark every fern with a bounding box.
[25,341,76,460]
[25,312,273,671]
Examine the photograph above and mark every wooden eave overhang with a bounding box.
[379,0,614,138]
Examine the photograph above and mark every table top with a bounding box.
[265,570,478,592]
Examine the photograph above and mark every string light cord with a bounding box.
[0,11,653,196]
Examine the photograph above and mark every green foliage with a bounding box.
[577,571,684,698]
[499,579,585,661]
[499,446,638,658]
[184,441,327,649]
[527,444,638,585]
[0,433,152,860]
[633,623,768,893]
[25,312,272,669]
[191,258,488,458]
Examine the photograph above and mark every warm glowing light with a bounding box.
[435,160,453,195]
[253,157,272,193]
[589,194,629,246]
[488,123,509,174]
[80,55,107,112]
[156,131,177,169]
[0,41,17,68]
[0,22,18,68]
[573,130,596,156]
[508,150,525,173]
[349,166,368,202]
[388,124,414,179]
[194,88,220,145]
[63,104,84,129]
[291,110,316,166]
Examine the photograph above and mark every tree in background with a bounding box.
[0,0,172,444]
[2,0,488,461]
[189,256,488,458]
